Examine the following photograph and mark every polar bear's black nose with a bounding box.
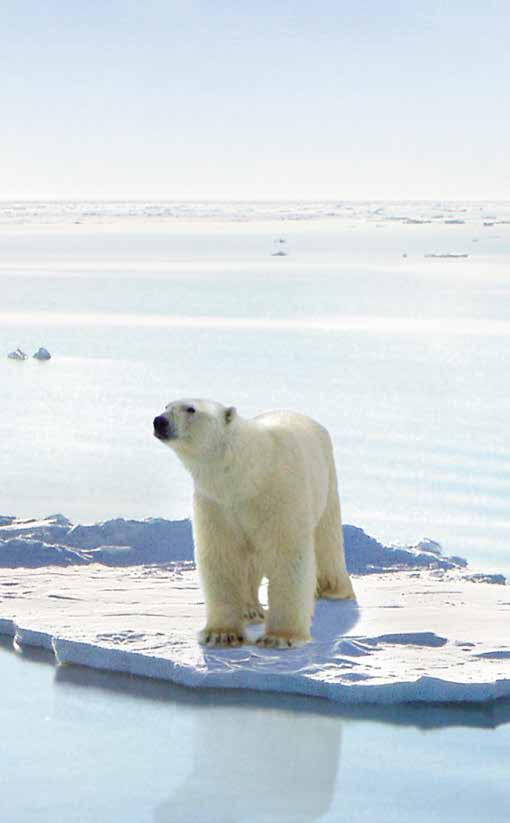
[153,415,169,438]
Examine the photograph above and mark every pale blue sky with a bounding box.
[2,1,509,199]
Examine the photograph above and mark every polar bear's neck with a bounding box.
[184,418,274,505]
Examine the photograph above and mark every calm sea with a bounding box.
[1,201,509,574]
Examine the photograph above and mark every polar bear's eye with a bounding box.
[185,406,196,414]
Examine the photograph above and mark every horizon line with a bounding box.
[1,197,510,204]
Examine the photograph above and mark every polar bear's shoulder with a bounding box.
[254,409,322,427]
[255,408,310,426]
[254,409,329,439]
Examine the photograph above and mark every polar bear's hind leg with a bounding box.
[243,605,266,624]
[314,480,355,600]
[242,556,266,624]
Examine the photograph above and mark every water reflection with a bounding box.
[4,635,510,732]
[2,638,510,823]
[154,701,341,823]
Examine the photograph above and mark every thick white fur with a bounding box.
[154,399,355,649]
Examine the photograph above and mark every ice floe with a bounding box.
[0,563,508,705]
[0,514,508,704]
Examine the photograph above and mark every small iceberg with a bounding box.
[33,347,51,361]
[271,250,288,257]
[7,347,28,361]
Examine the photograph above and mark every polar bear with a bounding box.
[153,399,354,649]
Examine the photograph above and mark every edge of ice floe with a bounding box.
[2,617,509,705]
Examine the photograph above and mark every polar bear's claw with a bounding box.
[198,629,245,647]
[255,633,307,649]
[317,576,356,600]
[243,606,266,624]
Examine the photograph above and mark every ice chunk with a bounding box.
[7,347,28,361]
[0,537,89,568]
[33,347,51,360]
[413,538,442,556]
[65,517,194,563]
[344,525,466,574]
[463,573,506,586]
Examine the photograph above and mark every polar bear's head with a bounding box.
[153,398,237,461]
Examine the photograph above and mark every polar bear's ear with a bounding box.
[224,406,237,424]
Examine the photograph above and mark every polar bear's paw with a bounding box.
[256,632,309,649]
[243,605,266,624]
[317,575,356,600]
[198,628,245,647]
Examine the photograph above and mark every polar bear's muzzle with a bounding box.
[153,415,177,442]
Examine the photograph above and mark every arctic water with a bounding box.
[1,201,509,821]
[1,201,509,574]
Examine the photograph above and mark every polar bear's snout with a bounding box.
[153,415,169,439]
[153,414,176,441]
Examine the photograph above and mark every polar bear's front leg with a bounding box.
[256,523,316,649]
[193,494,246,647]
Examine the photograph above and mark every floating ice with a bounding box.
[0,563,508,704]
[7,347,28,361]
[0,513,508,704]
[33,346,51,360]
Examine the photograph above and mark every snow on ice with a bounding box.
[0,514,508,704]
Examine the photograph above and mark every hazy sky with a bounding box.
[2,1,509,199]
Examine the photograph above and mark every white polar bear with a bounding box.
[153,399,355,649]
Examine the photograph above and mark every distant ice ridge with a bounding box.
[0,515,193,568]
[0,513,500,583]
[1,199,510,226]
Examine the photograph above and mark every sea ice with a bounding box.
[7,347,28,361]
[0,514,508,704]
[0,563,508,704]
[32,346,51,360]
[0,514,468,573]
